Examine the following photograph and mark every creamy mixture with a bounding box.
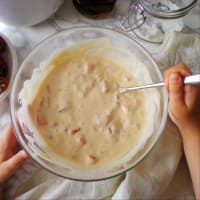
[26,49,147,167]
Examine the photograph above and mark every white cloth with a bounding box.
[1,31,200,200]
[112,119,182,200]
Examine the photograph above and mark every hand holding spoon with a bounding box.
[119,74,200,93]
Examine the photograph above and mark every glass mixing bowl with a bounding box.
[10,27,168,181]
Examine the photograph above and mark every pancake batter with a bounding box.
[26,49,147,167]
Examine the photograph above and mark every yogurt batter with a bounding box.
[27,50,147,167]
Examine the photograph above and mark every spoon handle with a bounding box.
[184,74,200,85]
[120,74,200,93]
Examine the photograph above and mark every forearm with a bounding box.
[181,129,200,200]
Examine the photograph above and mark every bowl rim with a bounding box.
[0,33,18,102]
[10,26,168,181]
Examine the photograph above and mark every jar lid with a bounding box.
[139,0,197,19]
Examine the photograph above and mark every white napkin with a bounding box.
[152,31,200,74]
[2,31,200,200]
[112,118,182,200]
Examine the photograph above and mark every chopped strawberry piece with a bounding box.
[0,36,6,53]
[89,155,96,160]
[77,136,86,145]
[57,107,67,112]
[71,128,81,135]
[87,155,97,164]
[0,77,9,94]
[108,127,113,134]
[37,115,47,126]
[64,127,68,133]
[53,122,58,127]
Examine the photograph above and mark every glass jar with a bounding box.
[120,0,198,44]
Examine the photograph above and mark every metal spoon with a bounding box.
[119,74,200,93]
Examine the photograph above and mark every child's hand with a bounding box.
[164,63,200,136]
[0,124,28,199]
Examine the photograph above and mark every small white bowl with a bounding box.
[0,0,64,26]
[0,33,18,102]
